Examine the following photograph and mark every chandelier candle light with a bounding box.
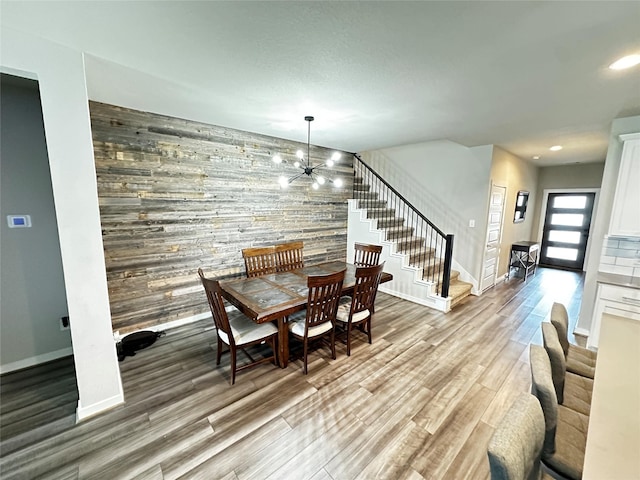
[273,116,343,190]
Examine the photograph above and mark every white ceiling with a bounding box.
[2,1,640,166]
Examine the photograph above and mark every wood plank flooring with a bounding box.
[0,267,585,479]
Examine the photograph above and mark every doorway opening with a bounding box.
[0,73,78,447]
[539,192,596,271]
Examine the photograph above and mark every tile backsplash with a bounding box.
[600,235,640,277]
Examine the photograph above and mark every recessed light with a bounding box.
[549,145,563,151]
[533,155,540,160]
[609,54,640,70]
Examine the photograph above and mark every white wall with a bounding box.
[577,115,640,335]
[0,77,73,372]
[361,140,494,287]
[0,27,123,420]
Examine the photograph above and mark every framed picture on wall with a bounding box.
[514,190,529,223]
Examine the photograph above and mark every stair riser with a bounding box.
[384,228,415,240]
[366,209,397,219]
[422,264,445,278]
[396,239,425,252]
[357,200,387,209]
[355,192,379,201]
[408,250,436,264]
[377,219,405,229]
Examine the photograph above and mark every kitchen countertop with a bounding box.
[597,272,640,289]
[583,313,640,479]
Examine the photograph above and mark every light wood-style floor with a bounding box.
[0,267,585,480]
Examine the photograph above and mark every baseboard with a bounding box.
[378,285,450,312]
[573,327,590,338]
[76,392,124,422]
[113,311,213,342]
[0,347,74,375]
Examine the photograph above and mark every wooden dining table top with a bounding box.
[219,260,393,323]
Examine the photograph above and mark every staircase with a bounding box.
[350,158,473,311]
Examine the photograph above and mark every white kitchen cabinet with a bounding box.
[609,133,640,237]
[588,283,640,349]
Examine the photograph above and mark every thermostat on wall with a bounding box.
[7,215,32,228]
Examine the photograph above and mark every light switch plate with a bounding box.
[7,215,31,228]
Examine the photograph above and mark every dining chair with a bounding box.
[335,262,384,356]
[198,268,278,384]
[242,246,277,278]
[287,269,345,374]
[353,242,383,267]
[487,392,551,480]
[550,302,596,379]
[275,240,304,272]
[541,322,592,417]
[529,345,588,480]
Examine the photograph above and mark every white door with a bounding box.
[481,185,506,292]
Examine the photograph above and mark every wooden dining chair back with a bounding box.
[275,241,304,272]
[288,269,345,374]
[354,242,383,267]
[198,268,278,384]
[242,246,277,278]
[336,262,384,355]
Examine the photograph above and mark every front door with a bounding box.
[539,192,595,270]
[481,185,506,292]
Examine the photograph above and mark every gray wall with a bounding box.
[0,75,71,371]
[530,162,605,238]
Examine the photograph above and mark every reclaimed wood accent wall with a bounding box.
[90,102,352,333]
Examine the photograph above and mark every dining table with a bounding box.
[219,260,393,367]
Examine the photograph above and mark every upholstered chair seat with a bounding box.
[542,322,593,416]
[565,354,596,379]
[336,297,370,323]
[550,404,590,480]
[562,372,593,416]
[288,311,333,337]
[529,345,588,480]
[219,311,278,345]
[550,302,596,379]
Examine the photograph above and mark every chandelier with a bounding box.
[273,116,343,189]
